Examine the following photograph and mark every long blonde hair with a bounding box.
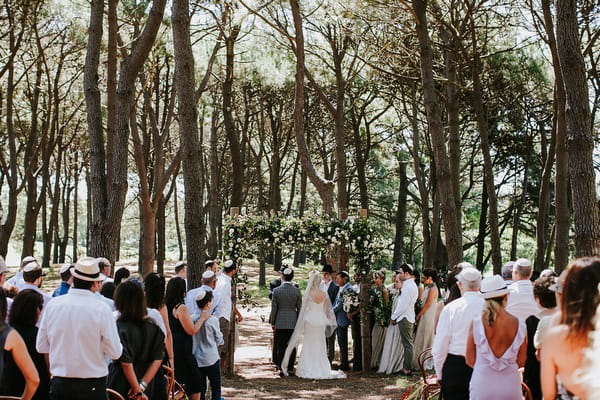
[482,296,505,326]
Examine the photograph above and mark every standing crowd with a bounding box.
[0,255,242,400]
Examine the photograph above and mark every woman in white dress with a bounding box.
[281,271,346,379]
[377,276,405,374]
[413,268,439,368]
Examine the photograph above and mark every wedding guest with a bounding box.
[501,261,515,285]
[349,272,362,371]
[506,258,541,320]
[370,269,389,369]
[186,270,217,317]
[270,267,302,376]
[413,268,439,368]
[19,259,52,307]
[321,264,338,363]
[466,275,527,399]
[113,267,130,287]
[7,256,36,290]
[432,267,484,400]
[524,275,557,400]
[204,260,219,274]
[96,257,113,284]
[2,290,48,399]
[580,304,600,399]
[36,257,122,400]
[175,261,187,280]
[540,257,600,400]
[100,281,116,300]
[144,273,173,400]
[390,263,418,376]
[192,289,223,400]
[213,260,242,368]
[52,264,73,297]
[108,280,165,400]
[0,256,14,314]
[165,277,210,400]
[535,269,567,348]
[332,270,352,371]
[378,276,404,374]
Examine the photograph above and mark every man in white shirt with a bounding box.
[0,256,12,319]
[186,269,218,316]
[36,257,122,400]
[213,260,243,368]
[174,261,187,280]
[391,263,419,375]
[7,255,35,290]
[432,266,484,400]
[502,260,515,285]
[507,258,541,320]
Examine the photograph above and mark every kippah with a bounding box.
[202,270,215,279]
[282,267,293,276]
[224,260,235,269]
[195,289,207,301]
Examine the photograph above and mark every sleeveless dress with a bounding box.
[377,294,404,374]
[469,316,526,400]
[295,300,346,379]
[168,303,201,394]
[413,284,438,369]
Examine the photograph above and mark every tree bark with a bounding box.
[392,162,408,268]
[172,0,206,287]
[555,0,600,256]
[413,0,463,266]
[289,0,334,216]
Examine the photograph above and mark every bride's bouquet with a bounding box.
[342,289,360,313]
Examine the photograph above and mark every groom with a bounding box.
[269,267,302,376]
[332,270,352,371]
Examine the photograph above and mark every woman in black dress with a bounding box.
[108,280,165,400]
[165,277,209,400]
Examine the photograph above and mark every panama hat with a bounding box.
[72,257,104,282]
[480,275,509,299]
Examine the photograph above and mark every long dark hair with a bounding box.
[165,277,187,311]
[9,289,43,326]
[144,272,165,309]
[560,257,600,341]
[115,280,147,323]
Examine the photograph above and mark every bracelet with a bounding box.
[139,380,147,392]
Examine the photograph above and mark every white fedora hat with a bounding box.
[72,257,104,282]
[480,275,509,299]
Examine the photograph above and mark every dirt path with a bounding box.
[221,303,415,400]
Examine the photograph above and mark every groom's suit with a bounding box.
[333,282,352,370]
[269,281,302,373]
[323,280,339,363]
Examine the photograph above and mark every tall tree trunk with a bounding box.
[392,162,408,268]
[476,185,488,270]
[223,25,243,209]
[412,0,462,266]
[172,0,206,287]
[541,0,569,270]
[207,109,220,258]
[173,183,184,261]
[535,120,554,270]
[471,35,502,274]
[73,168,79,261]
[289,0,334,216]
[556,0,600,256]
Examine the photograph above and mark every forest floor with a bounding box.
[220,263,416,400]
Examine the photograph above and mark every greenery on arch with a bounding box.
[223,213,387,275]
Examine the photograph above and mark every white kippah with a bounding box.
[59,263,74,274]
[202,270,215,279]
[195,288,207,301]
[224,260,234,269]
[282,267,292,276]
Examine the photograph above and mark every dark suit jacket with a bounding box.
[269,282,302,330]
[333,283,352,327]
[326,281,339,306]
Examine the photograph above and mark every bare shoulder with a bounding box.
[544,324,569,345]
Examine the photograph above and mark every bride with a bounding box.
[281,271,346,379]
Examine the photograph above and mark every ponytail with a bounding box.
[482,296,504,326]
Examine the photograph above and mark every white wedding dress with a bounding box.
[282,272,346,379]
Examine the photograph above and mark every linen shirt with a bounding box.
[213,274,232,321]
[185,285,216,317]
[391,278,418,323]
[36,288,122,378]
[192,315,224,367]
[431,291,485,379]
[19,283,53,306]
[6,271,25,290]
[506,280,541,320]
